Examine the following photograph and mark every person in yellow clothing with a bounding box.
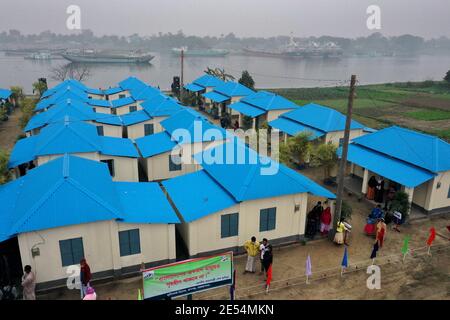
[243,236,260,273]
[334,219,350,245]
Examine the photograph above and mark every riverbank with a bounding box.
[272,81,450,141]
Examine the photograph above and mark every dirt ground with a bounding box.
[0,108,23,151]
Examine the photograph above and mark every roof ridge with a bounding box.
[202,169,242,203]
[66,177,122,218]
[9,179,66,235]
[236,163,260,201]
[66,122,102,150]
[391,127,431,170]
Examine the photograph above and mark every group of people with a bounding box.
[306,201,332,239]
[367,176,399,210]
[367,176,385,203]
[243,237,273,280]
[18,258,96,300]
[219,114,240,130]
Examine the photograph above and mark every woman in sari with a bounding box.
[367,176,377,200]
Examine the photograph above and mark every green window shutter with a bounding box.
[221,215,230,238]
[230,213,239,236]
[119,231,130,256]
[129,229,141,255]
[71,238,85,264]
[59,239,73,267]
[268,208,277,230]
[260,209,268,231]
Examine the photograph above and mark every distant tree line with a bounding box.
[1,29,450,55]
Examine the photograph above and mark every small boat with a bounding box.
[61,49,154,63]
[171,47,229,57]
[24,52,52,60]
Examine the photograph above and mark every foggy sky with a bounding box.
[0,0,449,38]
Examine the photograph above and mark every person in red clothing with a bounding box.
[320,201,332,236]
[80,258,92,298]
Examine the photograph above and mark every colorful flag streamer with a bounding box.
[427,227,436,246]
[401,236,411,255]
[305,255,312,277]
[266,265,273,293]
[341,246,349,268]
[370,242,379,259]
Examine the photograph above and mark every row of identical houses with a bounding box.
[0,76,337,290]
[1,75,449,290]
[184,74,450,215]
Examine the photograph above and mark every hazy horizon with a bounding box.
[0,0,449,39]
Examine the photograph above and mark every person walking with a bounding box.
[262,244,273,280]
[80,258,92,298]
[376,218,387,248]
[259,238,268,275]
[243,237,259,274]
[21,265,36,300]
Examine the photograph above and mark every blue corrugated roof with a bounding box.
[281,103,365,133]
[141,94,184,117]
[99,136,139,158]
[36,90,89,111]
[119,77,147,96]
[104,87,124,95]
[342,144,435,188]
[161,109,227,144]
[85,87,104,95]
[162,170,238,222]
[115,182,179,224]
[9,119,138,168]
[88,99,111,108]
[184,83,205,92]
[0,88,12,100]
[25,99,97,132]
[240,91,299,111]
[42,81,103,99]
[132,86,161,101]
[0,155,121,241]
[351,126,450,173]
[193,74,225,88]
[214,81,255,97]
[268,117,325,139]
[202,91,230,103]
[194,139,336,202]
[135,132,177,158]
[0,155,177,242]
[94,113,123,126]
[120,110,152,126]
[111,96,136,108]
[227,101,265,118]
[42,80,87,99]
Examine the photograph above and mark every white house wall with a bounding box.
[184,193,308,256]
[17,220,176,287]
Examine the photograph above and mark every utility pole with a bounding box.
[331,74,356,238]
[180,49,184,99]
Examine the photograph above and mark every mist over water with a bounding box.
[2,52,450,93]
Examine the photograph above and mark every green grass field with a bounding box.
[406,109,450,121]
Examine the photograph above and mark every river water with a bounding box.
[1,52,450,93]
